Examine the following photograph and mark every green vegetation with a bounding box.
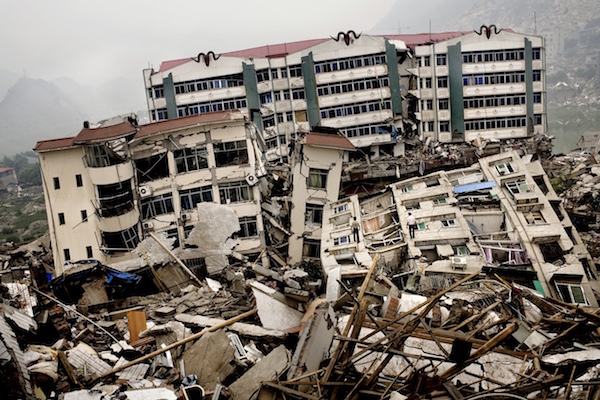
[0,151,41,186]
[0,194,47,246]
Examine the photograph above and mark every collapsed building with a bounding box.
[11,25,600,399]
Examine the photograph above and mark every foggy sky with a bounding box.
[2,0,406,87]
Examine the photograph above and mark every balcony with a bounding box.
[88,161,134,186]
[464,83,526,98]
[318,88,391,109]
[315,65,388,85]
[175,86,246,105]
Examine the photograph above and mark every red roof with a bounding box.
[34,137,76,153]
[135,111,244,139]
[0,167,14,174]
[304,132,355,151]
[74,121,137,143]
[157,32,471,73]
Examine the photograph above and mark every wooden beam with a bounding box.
[439,322,518,380]
[93,308,257,383]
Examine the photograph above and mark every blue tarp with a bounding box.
[454,180,496,194]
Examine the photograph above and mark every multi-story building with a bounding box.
[35,111,267,277]
[409,27,546,144]
[320,151,598,306]
[144,28,546,160]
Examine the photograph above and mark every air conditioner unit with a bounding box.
[245,173,258,186]
[181,213,192,221]
[138,185,152,198]
[142,221,154,230]
[451,256,467,270]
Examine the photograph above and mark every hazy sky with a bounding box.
[2,0,402,86]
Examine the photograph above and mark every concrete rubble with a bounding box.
[7,139,600,399]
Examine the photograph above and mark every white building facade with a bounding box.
[35,112,267,277]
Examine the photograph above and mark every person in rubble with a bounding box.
[351,216,361,243]
[407,212,416,239]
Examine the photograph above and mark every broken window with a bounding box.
[81,210,88,222]
[135,153,169,183]
[97,180,134,218]
[505,179,531,195]
[417,221,427,231]
[84,143,127,168]
[141,193,174,219]
[401,184,413,193]
[565,227,577,246]
[550,200,565,221]
[175,146,209,174]
[58,213,65,225]
[454,245,469,255]
[165,228,180,249]
[525,211,545,225]
[539,241,564,263]
[305,204,324,226]
[533,176,549,194]
[237,216,258,238]
[219,181,252,204]
[303,239,320,259]
[308,169,328,189]
[101,226,139,255]
[53,177,60,190]
[495,162,515,176]
[63,249,70,261]
[180,185,213,210]
[76,174,83,187]
[434,197,447,205]
[555,281,588,305]
[86,246,93,258]
[214,140,248,167]
[441,219,458,227]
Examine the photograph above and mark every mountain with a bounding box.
[0,69,20,102]
[0,77,84,157]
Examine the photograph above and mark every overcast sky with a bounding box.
[2,0,404,86]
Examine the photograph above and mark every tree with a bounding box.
[17,163,41,186]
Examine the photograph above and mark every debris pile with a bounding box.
[5,247,600,399]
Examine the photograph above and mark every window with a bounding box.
[214,140,248,167]
[334,203,349,214]
[63,249,71,261]
[441,219,457,227]
[135,153,169,183]
[505,179,530,195]
[86,246,93,258]
[98,180,134,217]
[539,241,564,263]
[58,213,65,225]
[175,146,209,174]
[53,177,60,190]
[333,235,351,246]
[454,245,469,255]
[76,174,83,187]
[438,99,449,110]
[436,54,447,66]
[305,204,324,225]
[525,211,545,225]
[440,121,450,132]
[180,185,213,210]
[417,222,427,231]
[289,65,302,77]
[422,56,431,67]
[81,210,88,222]
[101,226,139,255]
[308,168,328,189]
[141,193,174,219]
[401,184,413,193]
[237,216,258,238]
[495,162,515,175]
[219,181,252,203]
[303,239,320,259]
[556,282,588,305]
[437,76,448,88]
[434,197,447,205]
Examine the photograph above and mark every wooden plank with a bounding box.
[127,310,146,343]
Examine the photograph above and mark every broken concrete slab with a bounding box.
[287,304,336,381]
[179,329,236,391]
[250,281,303,330]
[175,313,287,339]
[228,345,291,400]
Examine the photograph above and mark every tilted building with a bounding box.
[321,151,598,306]
[144,27,546,161]
[35,111,267,277]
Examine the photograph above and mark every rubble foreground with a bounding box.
[3,229,600,399]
